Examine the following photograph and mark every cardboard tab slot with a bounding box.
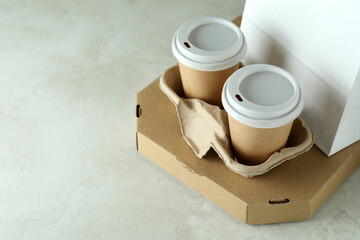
[268,198,290,204]
[136,104,142,118]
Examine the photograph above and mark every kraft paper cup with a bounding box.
[172,17,247,107]
[222,64,304,165]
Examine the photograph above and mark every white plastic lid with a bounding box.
[172,17,247,71]
[222,64,304,128]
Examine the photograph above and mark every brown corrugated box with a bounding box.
[135,16,360,225]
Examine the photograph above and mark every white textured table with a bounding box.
[0,0,359,239]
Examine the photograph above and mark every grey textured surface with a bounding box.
[0,0,359,239]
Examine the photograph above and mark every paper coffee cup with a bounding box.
[222,64,304,165]
[172,17,247,107]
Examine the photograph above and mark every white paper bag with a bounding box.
[240,0,360,156]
